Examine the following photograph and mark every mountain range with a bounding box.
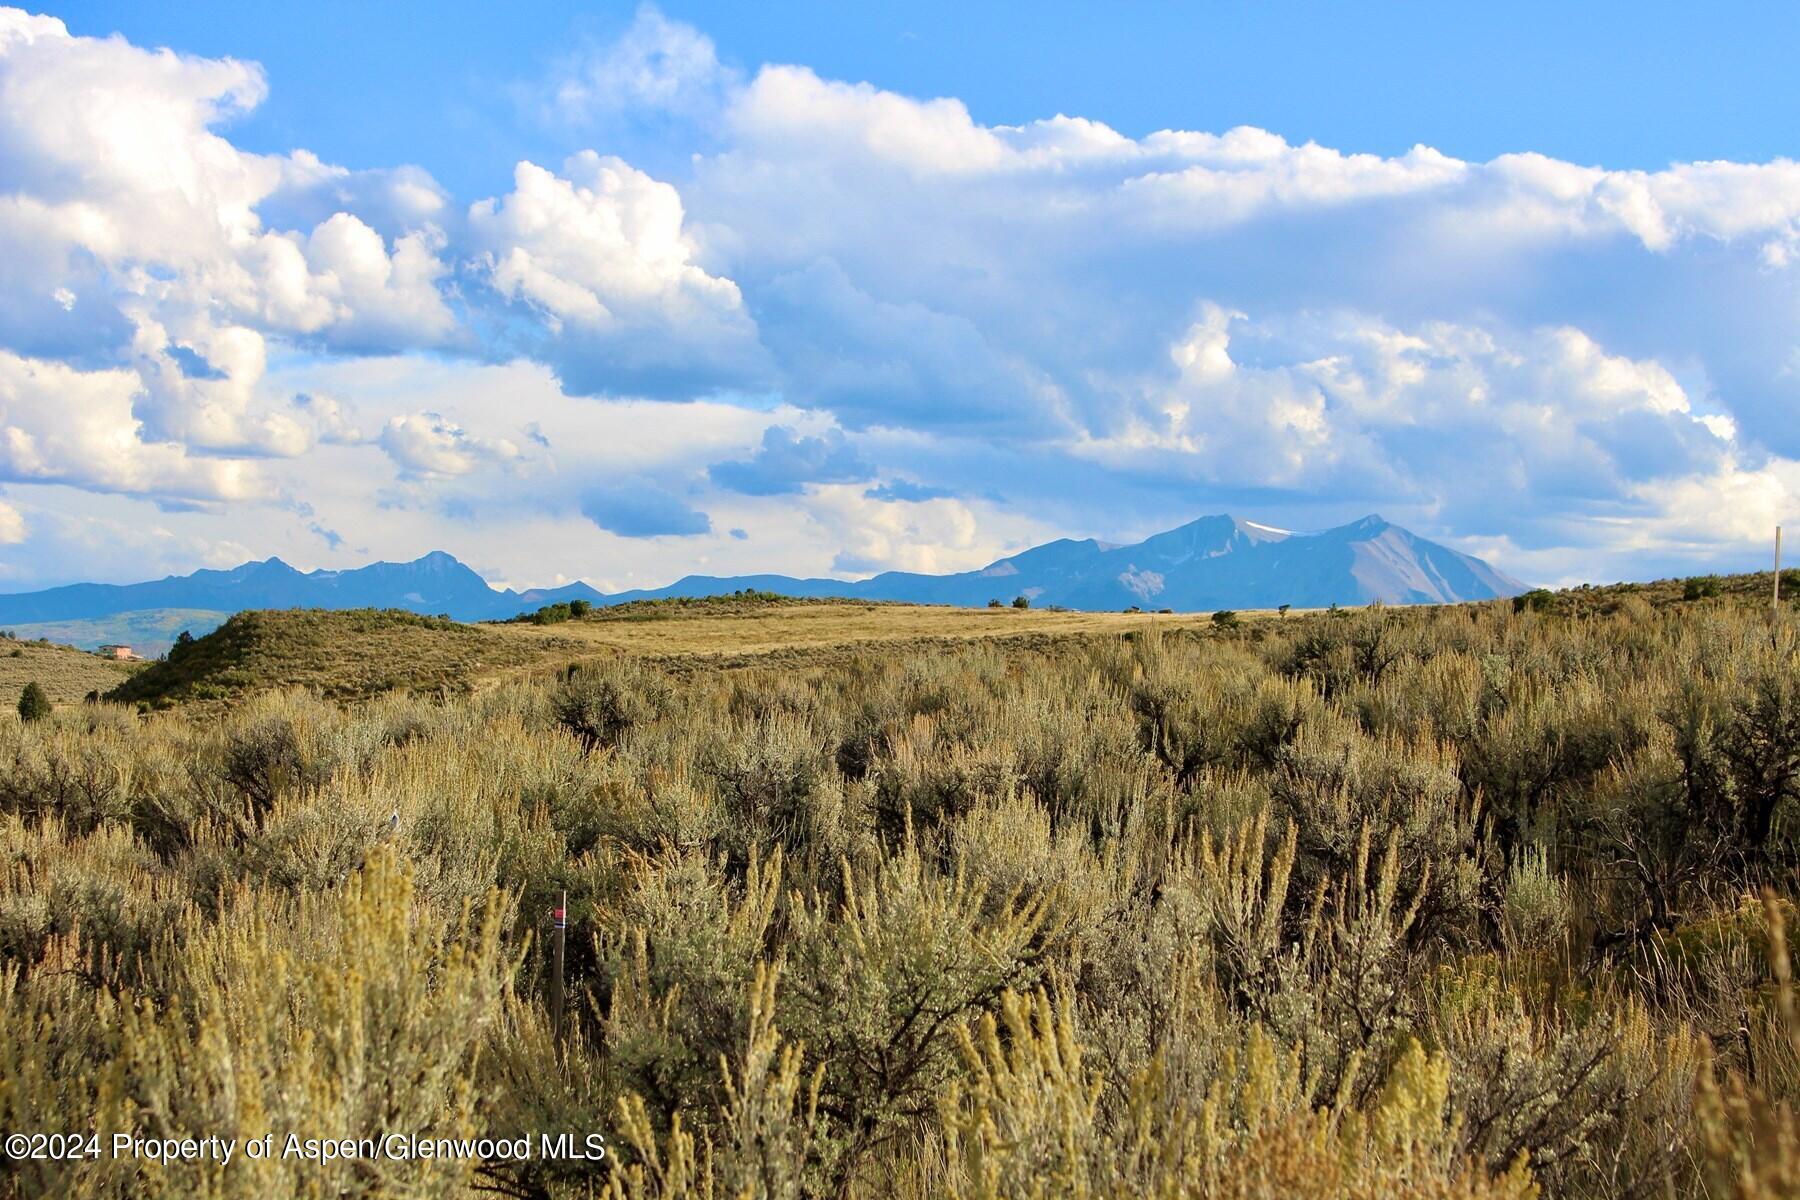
[0,514,1524,652]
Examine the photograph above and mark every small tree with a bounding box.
[18,681,51,723]
[569,599,593,618]
[1211,609,1240,630]
[1512,588,1555,614]
[987,599,1002,609]
[1277,604,1291,617]
[1011,595,1030,609]
[1683,575,1722,601]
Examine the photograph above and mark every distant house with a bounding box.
[96,644,138,660]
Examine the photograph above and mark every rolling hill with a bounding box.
[0,638,144,705]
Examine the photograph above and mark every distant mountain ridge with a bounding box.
[600,514,1523,611]
[0,551,600,627]
[0,514,1525,650]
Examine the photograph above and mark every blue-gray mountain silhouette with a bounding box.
[0,514,1522,640]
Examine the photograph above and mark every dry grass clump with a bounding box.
[0,594,1796,1197]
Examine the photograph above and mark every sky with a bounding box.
[1,3,1797,593]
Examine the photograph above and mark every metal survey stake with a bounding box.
[551,890,567,1064]
[1776,526,1784,615]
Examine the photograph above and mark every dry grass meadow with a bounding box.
[0,637,140,705]
[493,597,1259,660]
[2,582,1798,1199]
[96,599,1274,707]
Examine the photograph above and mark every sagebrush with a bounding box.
[2,595,1797,1198]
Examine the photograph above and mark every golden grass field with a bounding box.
[492,600,1261,660]
[0,638,141,705]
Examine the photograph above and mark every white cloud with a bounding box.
[0,349,263,500]
[729,66,1010,175]
[551,3,732,123]
[379,412,524,479]
[467,153,764,394]
[804,484,1050,576]
[0,496,22,543]
[470,156,731,325]
[1084,309,1733,486]
[290,391,366,446]
[301,215,456,345]
[0,7,456,483]
[0,10,454,342]
[3,6,1800,591]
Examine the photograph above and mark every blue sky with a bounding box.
[1,3,1797,590]
[58,1,1800,188]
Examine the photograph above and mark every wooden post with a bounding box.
[551,889,567,1065]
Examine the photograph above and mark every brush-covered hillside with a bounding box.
[106,608,586,706]
[0,633,144,705]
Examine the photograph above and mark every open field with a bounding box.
[492,596,1258,658]
[2,582,1796,1198]
[91,571,1800,708]
[103,598,1275,705]
[0,636,142,705]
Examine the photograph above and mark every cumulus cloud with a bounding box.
[709,424,873,495]
[683,54,1800,458]
[1063,307,1747,549]
[803,484,1048,576]
[0,349,263,501]
[0,496,23,543]
[580,480,711,537]
[291,392,366,445]
[379,412,523,479]
[4,5,1800,592]
[551,3,734,124]
[0,6,459,509]
[467,152,764,395]
[0,11,458,361]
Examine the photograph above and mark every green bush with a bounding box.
[1512,588,1555,613]
[1683,574,1722,600]
[16,681,50,723]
